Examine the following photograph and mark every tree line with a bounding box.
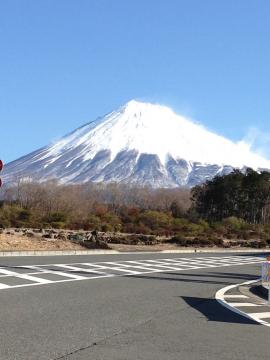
[192,168,270,224]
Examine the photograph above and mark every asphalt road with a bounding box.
[0,252,269,360]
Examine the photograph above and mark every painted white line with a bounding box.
[161,259,193,265]
[48,266,91,280]
[0,283,10,289]
[0,255,264,292]
[80,263,108,270]
[17,274,52,284]
[164,263,199,268]
[0,268,21,276]
[227,302,261,307]
[0,267,52,284]
[93,262,140,274]
[103,267,140,275]
[223,295,248,299]
[249,312,270,319]
[16,256,265,271]
[142,259,198,268]
[0,275,112,291]
[54,264,108,275]
[128,261,194,271]
[106,263,158,272]
[180,261,218,268]
[143,259,201,269]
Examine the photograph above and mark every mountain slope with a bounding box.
[3,100,270,187]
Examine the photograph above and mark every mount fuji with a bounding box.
[3,100,270,188]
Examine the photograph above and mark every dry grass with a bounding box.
[110,243,191,252]
[0,233,85,251]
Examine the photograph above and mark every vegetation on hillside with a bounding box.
[1,169,270,248]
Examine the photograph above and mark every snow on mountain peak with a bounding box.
[3,100,270,188]
[46,99,270,169]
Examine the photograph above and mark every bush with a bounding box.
[83,215,101,231]
[222,217,245,231]
[101,223,114,232]
[168,235,187,246]
[51,222,66,229]
[43,212,67,224]
[171,218,189,232]
[139,211,171,230]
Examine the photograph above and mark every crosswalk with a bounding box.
[0,255,264,291]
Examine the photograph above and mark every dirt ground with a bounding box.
[0,233,85,251]
[0,231,264,252]
[109,243,188,252]
[0,232,194,252]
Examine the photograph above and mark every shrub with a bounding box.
[43,212,67,224]
[168,235,187,246]
[222,217,245,231]
[139,211,171,230]
[51,222,66,229]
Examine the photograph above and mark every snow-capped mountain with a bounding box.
[3,100,270,188]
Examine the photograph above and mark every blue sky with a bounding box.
[1,0,270,163]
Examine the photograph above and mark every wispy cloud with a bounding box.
[239,127,270,160]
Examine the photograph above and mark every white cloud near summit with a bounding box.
[240,127,270,161]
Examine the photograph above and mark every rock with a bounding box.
[57,232,67,240]
[68,234,86,242]
[25,232,35,238]
[82,240,110,250]
[42,234,53,239]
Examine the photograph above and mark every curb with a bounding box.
[0,248,268,257]
[216,279,270,328]
[161,249,270,254]
[0,250,120,257]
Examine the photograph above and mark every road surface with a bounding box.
[0,252,268,360]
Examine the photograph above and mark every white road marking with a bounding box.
[0,267,52,284]
[136,260,195,271]
[93,262,140,274]
[223,295,248,299]
[227,302,262,307]
[54,264,108,275]
[216,279,270,328]
[108,262,160,272]
[249,312,270,319]
[0,255,264,292]
[45,269,89,280]
[0,283,10,289]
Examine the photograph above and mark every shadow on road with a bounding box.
[130,270,257,286]
[166,271,258,281]
[181,296,258,325]
[236,253,270,258]
[130,271,260,325]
